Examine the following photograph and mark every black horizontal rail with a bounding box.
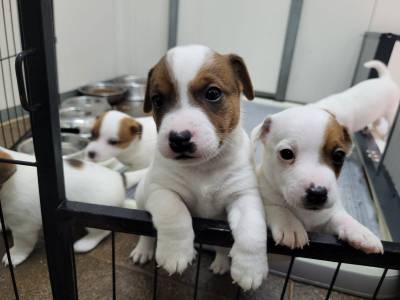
[0,157,37,166]
[58,200,400,270]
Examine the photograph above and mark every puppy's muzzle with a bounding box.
[304,184,328,210]
[169,130,196,156]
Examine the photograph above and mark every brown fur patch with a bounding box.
[188,52,254,141]
[144,56,178,129]
[66,158,84,169]
[322,116,352,177]
[91,113,106,140]
[0,151,17,187]
[116,117,143,149]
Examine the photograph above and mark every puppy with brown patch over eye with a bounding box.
[85,111,157,170]
[130,45,268,291]
[252,106,383,254]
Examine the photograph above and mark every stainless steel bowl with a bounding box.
[112,75,146,102]
[17,134,89,159]
[78,82,129,105]
[60,96,111,138]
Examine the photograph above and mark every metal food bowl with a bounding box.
[17,133,88,159]
[78,82,128,105]
[60,96,111,137]
[112,75,146,101]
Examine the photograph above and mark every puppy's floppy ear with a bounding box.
[342,125,353,155]
[250,117,272,166]
[251,117,272,145]
[228,54,254,100]
[143,68,154,113]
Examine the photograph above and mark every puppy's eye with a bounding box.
[279,149,295,161]
[331,148,346,166]
[151,94,163,108]
[205,86,222,102]
[108,139,119,146]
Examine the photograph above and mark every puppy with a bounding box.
[251,106,383,254]
[314,60,399,136]
[0,147,143,266]
[85,111,157,170]
[130,45,268,290]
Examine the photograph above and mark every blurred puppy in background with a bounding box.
[314,60,399,138]
[0,148,143,266]
[85,111,156,170]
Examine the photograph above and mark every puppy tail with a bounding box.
[364,60,389,78]
[121,168,148,189]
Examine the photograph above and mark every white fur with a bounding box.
[314,60,400,136]
[252,106,383,254]
[0,148,143,266]
[131,45,268,291]
[85,111,157,170]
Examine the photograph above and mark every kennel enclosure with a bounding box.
[0,0,400,299]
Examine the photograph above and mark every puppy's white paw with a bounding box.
[209,252,230,275]
[230,246,268,291]
[338,224,383,254]
[270,218,309,249]
[156,239,196,275]
[2,248,29,267]
[130,241,154,265]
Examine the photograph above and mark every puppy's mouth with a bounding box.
[175,154,196,160]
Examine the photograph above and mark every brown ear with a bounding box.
[229,54,254,100]
[0,152,16,187]
[342,125,353,153]
[130,121,143,138]
[143,68,154,113]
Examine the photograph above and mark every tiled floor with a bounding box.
[0,231,364,300]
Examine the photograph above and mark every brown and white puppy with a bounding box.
[252,106,383,253]
[0,147,143,266]
[85,111,156,170]
[130,45,268,291]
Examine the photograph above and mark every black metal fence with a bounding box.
[0,0,400,300]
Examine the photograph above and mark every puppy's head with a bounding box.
[144,45,254,164]
[253,106,352,210]
[85,111,142,162]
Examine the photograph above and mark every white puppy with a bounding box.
[314,60,399,136]
[85,111,157,170]
[252,106,383,254]
[0,147,142,266]
[130,45,268,291]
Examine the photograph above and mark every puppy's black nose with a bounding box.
[305,185,328,207]
[88,151,96,159]
[169,130,195,153]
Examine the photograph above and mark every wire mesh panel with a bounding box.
[0,0,30,149]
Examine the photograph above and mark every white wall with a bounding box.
[54,0,168,93]
[177,0,291,94]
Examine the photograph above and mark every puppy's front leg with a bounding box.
[146,189,196,275]
[227,193,268,291]
[326,210,383,254]
[266,204,309,249]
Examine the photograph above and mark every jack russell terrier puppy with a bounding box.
[314,60,399,137]
[130,45,268,290]
[85,111,157,170]
[251,106,383,254]
[0,147,143,266]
